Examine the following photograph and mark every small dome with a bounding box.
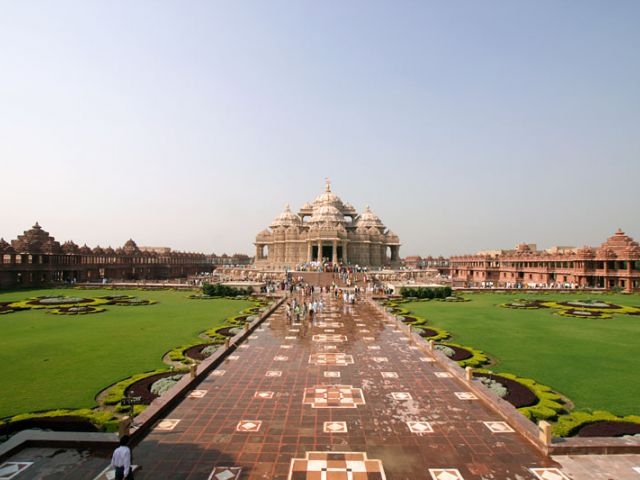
[93,246,105,255]
[62,241,79,254]
[104,246,116,255]
[270,204,302,228]
[0,238,15,254]
[79,244,92,254]
[356,206,384,229]
[122,239,139,255]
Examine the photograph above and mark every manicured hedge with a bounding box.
[7,408,118,433]
[400,286,453,299]
[202,283,253,297]
[553,410,640,437]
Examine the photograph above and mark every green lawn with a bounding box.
[0,288,252,419]
[404,292,640,416]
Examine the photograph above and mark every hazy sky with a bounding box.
[1,1,638,256]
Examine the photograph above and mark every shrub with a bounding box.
[150,375,183,396]
[400,286,453,299]
[434,344,455,358]
[201,344,219,356]
[202,283,253,297]
[479,377,508,398]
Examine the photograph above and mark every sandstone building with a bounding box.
[254,181,401,269]
[450,229,640,292]
[0,223,215,288]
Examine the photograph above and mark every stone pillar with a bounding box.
[255,245,261,260]
[190,364,197,379]
[119,416,131,438]
[342,241,348,264]
[307,242,312,262]
[332,240,338,264]
[539,420,552,445]
[317,240,322,262]
[465,366,473,382]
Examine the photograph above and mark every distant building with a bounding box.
[450,229,640,291]
[209,253,253,267]
[402,255,450,277]
[254,181,401,269]
[0,223,212,288]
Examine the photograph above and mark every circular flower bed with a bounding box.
[9,296,109,310]
[214,326,243,337]
[124,372,183,404]
[49,306,105,315]
[435,343,473,361]
[108,297,155,306]
[576,421,640,437]
[557,300,623,310]
[400,315,419,323]
[474,372,538,408]
[499,299,548,310]
[183,343,220,361]
[0,302,16,315]
[418,328,439,338]
[31,296,93,305]
[556,309,611,319]
[188,294,216,300]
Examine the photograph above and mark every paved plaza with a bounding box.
[3,296,640,479]
[132,296,556,479]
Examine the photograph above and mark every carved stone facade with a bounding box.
[0,223,212,288]
[254,181,401,269]
[450,229,640,292]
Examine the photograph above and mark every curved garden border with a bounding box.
[393,297,582,431]
[553,411,640,437]
[0,291,272,435]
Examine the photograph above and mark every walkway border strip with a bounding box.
[370,299,640,456]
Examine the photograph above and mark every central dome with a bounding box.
[313,180,345,211]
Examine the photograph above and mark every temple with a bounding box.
[254,181,401,269]
[0,222,246,288]
[450,229,640,292]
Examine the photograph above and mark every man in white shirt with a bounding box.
[111,435,133,479]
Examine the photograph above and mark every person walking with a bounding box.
[111,435,134,479]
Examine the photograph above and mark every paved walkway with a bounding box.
[132,296,559,479]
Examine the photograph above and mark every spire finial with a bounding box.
[325,178,331,192]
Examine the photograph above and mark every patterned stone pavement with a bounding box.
[130,295,559,479]
[5,296,640,479]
